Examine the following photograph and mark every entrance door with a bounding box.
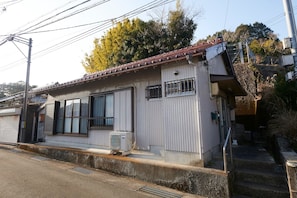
[218,97,231,146]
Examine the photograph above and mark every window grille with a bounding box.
[165,78,195,97]
[145,85,162,99]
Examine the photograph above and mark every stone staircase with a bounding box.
[232,145,289,198]
[206,144,289,198]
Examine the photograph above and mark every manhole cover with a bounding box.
[138,186,182,198]
[72,167,93,175]
[31,156,48,161]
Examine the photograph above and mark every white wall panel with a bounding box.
[161,63,200,153]
[163,96,199,153]
[135,79,164,150]
[45,130,111,149]
[208,56,228,75]
[0,115,20,144]
[114,88,132,132]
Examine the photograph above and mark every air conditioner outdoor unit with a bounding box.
[110,132,132,155]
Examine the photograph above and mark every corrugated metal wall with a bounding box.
[163,96,199,152]
[161,63,199,153]
[135,80,164,150]
[114,88,133,132]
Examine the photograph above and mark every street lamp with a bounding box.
[7,34,32,143]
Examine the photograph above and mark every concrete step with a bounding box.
[235,168,288,188]
[234,157,280,172]
[232,194,253,198]
[231,145,289,197]
[234,181,289,198]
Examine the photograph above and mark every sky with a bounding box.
[0,0,295,87]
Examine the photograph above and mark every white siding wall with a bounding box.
[135,80,164,150]
[44,69,165,150]
[208,56,228,75]
[161,63,199,153]
[45,88,133,149]
[163,96,199,152]
[0,116,20,144]
[45,130,111,149]
[196,62,221,154]
[114,88,133,132]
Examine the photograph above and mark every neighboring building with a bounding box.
[0,42,246,166]
[0,92,46,144]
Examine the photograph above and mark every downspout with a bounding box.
[132,85,137,150]
[206,60,215,100]
[195,62,203,161]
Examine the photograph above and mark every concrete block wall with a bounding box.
[17,143,230,198]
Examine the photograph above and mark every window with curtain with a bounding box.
[90,93,114,129]
[55,98,88,135]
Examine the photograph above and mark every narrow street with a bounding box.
[0,146,198,198]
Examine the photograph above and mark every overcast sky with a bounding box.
[0,0,294,87]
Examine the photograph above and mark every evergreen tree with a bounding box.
[82,5,197,73]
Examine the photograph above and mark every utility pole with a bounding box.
[22,38,32,143]
[283,0,297,79]
[7,35,32,142]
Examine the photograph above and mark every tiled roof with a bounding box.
[34,42,214,93]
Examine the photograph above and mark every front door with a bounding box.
[218,97,231,146]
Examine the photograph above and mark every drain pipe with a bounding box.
[195,62,204,161]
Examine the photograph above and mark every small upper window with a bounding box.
[165,78,195,97]
[145,85,162,99]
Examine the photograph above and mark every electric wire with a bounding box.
[18,0,93,34]
[26,0,175,58]
[0,0,175,71]
[0,0,22,6]
[223,0,230,30]
[19,19,110,35]
[19,0,110,35]
[1,0,294,74]
[12,0,81,34]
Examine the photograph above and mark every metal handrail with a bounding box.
[223,127,233,173]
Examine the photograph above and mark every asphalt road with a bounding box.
[0,146,201,198]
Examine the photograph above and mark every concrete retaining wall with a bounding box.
[17,143,230,198]
[276,137,297,198]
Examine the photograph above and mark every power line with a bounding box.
[0,0,175,72]
[18,0,94,34]
[19,20,109,35]
[25,0,175,59]
[223,0,230,30]
[0,0,22,6]
[12,0,81,34]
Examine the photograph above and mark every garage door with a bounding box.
[0,108,21,144]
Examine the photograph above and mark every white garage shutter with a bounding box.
[0,108,21,144]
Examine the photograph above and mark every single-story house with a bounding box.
[1,41,246,166]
